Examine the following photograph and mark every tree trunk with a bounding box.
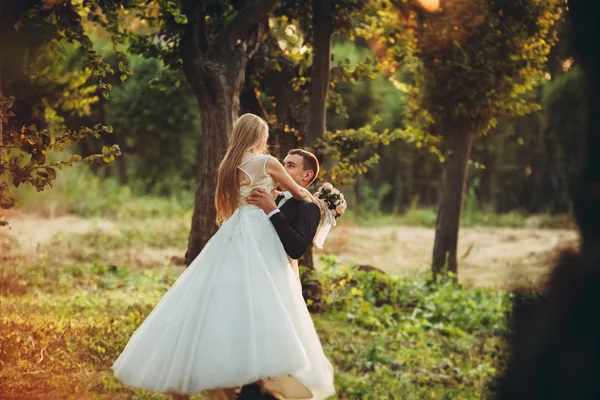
[304,0,334,146]
[180,0,276,264]
[301,0,334,273]
[184,76,240,265]
[432,125,476,280]
[301,246,316,273]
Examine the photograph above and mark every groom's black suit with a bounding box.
[269,193,322,260]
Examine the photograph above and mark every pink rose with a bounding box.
[332,188,340,195]
[322,182,333,190]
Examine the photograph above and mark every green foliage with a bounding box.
[536,65,586,211]
[275,0,373,42]
[328,41,402,130]
[353,180,392,215]
[0,0,126,226]
[400,207,439,227]
[342,205,572,229]
[465,66,585,215]
[249,11,405,187]
[104,54,201,193]
[360,0,564,135]
[319,258,509,335]
[11,164,192,220]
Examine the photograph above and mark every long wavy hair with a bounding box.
[215,113,269,225]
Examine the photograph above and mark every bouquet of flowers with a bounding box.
[313,182,347,248]
[314,182,347,218]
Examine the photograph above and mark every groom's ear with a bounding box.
[304,169,314,182]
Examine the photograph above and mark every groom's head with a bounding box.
[283,149,320,188]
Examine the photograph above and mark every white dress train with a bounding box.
[112,154,335,399]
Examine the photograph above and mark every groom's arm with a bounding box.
[268,203,321,259]
[246,188,321,259]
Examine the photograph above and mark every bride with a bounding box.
[112,113,335,400]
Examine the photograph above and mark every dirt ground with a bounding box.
[1,212,579,289]
[319,223,579,288]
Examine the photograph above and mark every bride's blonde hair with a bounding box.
[215,113,269,225]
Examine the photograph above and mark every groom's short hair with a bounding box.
[288,149,320,185]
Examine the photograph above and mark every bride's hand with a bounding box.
[271,189,282,200]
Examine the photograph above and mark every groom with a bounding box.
[239,149,322,400]
[246,148,322,282]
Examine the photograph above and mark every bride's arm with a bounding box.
[265,156,314,203]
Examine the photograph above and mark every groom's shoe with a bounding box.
[237,383,278,400]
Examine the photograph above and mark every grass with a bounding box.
[342,207,573,229]
[1,221,510,399]
[10,165,573,230]
[10,165,193,221]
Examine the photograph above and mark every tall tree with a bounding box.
[268,0,374,271]
[304,0,335,147]
[364,0,563,278]
[122,0,277,263]
[180,0,277,264]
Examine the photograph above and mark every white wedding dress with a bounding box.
[112,154,335,399]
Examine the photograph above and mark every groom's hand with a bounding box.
[246,188,278,215]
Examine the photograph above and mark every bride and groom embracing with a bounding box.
[112,114,336,400]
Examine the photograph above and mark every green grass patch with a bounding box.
[344,207,573,229]
[2,250,509,399]
[11,165,193,221]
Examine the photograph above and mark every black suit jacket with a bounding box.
[268,197,321,260]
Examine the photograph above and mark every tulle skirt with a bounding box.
[112,206,335,399]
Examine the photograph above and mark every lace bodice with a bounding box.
[238,154,277,205]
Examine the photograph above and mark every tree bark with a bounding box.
[185,88,237,265]
[181,0,276,265]
[304,0,334,147]
[301,0,334,272]
[432,124,476,279]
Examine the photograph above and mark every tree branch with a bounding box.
[180,0,205,60]
[215,0,277,48]
[180,0,207,88]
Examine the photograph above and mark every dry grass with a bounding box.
[316,221,578,289]
[2,212,579,290]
